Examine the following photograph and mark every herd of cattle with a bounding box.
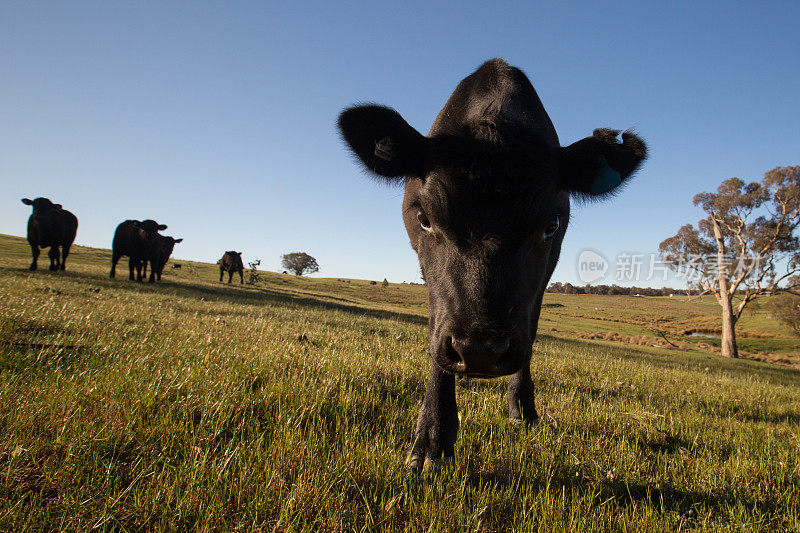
[20,197,245,284]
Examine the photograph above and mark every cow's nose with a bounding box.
[447,336,512,375]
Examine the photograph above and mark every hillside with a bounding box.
[1,233,799,530]
[2,233,796,366]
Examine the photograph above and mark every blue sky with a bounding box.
[2,1,798,286]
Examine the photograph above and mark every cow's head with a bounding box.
[156,236,182,269]
[160,236,182,255]
[338,60,646,378]
[21,197,59,216]
[136,219,167,248]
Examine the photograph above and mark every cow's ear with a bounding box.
[237,252,242,256]
[338,104,429,180]
[174,238,183,243]
[157,224,167,231]
[559,129,647,198]
[21,198,33,205]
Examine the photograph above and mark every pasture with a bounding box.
[0,233,799,531]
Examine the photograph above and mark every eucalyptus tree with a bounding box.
[660,166,800,357]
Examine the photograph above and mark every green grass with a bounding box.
[1,233,799,531]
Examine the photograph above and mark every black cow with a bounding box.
[218,251,244,284]
[21,197,78,271]
[143,235,183,282]
[338,59,646,471]
[110,219,167,282]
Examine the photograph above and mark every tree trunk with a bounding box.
[720,294,739,358]
[711,215,738,358]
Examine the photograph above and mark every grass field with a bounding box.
[1,233,799,531]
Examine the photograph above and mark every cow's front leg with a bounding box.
[507,363,538,425]
[29,243,40,270]
[407,363,458,472]
[48,247,61,271]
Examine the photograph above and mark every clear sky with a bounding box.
[2,1,798,287]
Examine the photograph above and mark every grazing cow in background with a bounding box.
[143,235,183,282]
[110,219,167,282]
[218,251,244,284]
[21,197,78,271]
[338,58,646,471]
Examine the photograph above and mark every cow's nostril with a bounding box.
[493,340,515,372]
[487,338,510,356]
[445,337,464,367]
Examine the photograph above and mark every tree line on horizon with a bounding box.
[546,282,689,296]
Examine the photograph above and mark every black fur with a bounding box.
[110,219,167,282]
[143,235,183,282]
[219,251,244,284]
[338,58,647,471]
[21,197,79,271]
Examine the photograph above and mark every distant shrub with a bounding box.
[247,259,263,285]
[382,278,389,287]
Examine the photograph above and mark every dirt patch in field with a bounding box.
[575,331,687,350]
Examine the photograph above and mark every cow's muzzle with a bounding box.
[438,335,520,377]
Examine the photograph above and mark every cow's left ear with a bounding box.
[174,238,183,243]
[157,224,167,231]
[559,129,647,198]
[338,104,429,181]
[21,198,33,205]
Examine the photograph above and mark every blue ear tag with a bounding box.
[590,157,622,194]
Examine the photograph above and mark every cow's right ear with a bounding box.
[157,224,167,231]
[559,129,647,199]
[338,105,429,180]
[21,198,33,205]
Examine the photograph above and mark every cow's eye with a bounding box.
[544,215,560,239]
[417,208,432,231]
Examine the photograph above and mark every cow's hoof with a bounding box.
[29,265,37,271]
[405,453,453,473]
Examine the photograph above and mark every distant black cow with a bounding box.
[110,220,167,282]
[21,197,78,271]
[338,59,646,470]
[143,235,183,282]
[218,251,244,284]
